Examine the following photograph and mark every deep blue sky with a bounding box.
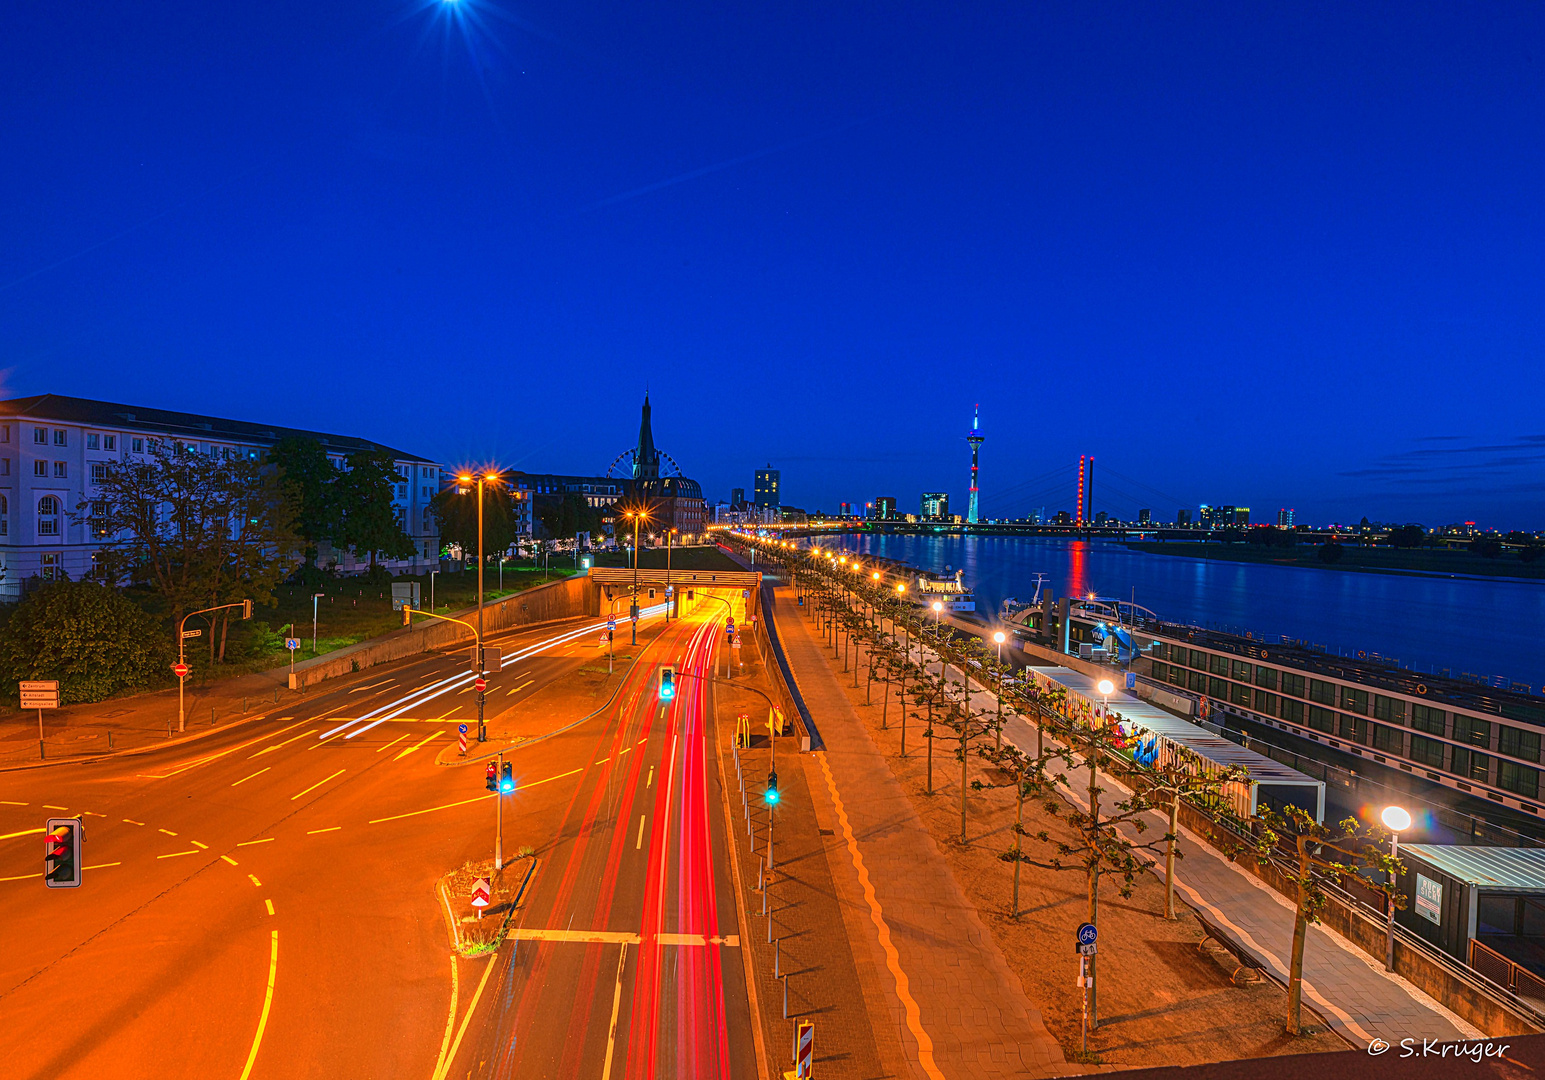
[4,3,1543,527]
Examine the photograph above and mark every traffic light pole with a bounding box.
[177,600,253,734]
[495,751,504,871]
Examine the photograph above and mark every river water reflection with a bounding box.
[832,534,1545,695]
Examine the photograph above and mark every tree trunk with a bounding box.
[1088,743,1101,1030]
[1165,795,1180,919]
[926,693,935,794]
[218,609,230,664]
[1012,763,1026,917]
[959,721,969,844]
[882,669,890,730]
[1287,843,1311,1035]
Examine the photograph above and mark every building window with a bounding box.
[396,484,407,500]
[1410,735,1446,770]
[421,509,432,532]
[1499,761,1540,800]
[53,461,66,478]
[1411,704,1445,736]
[39,552,61,581]
[37,496,60,537]
[0,458,8,477]
[1281,672,1305,698]
[1500,727,1541,763]
[1374,695,1406,724]
[53,430,66,447]
[90,462,109,484]
[0,425,8,443]
[1254,665,1278,690]
[1451,748,1491,784]
[33,427,46,444]
[86,433,99,450]
[1453,715,1491,748]
[90,501,109,538]
[103,434,116,451]
[33,460,46,477]
[0,494,7,536]
[132,437,144,453]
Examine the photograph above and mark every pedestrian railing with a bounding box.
[1469,939,1545,1009]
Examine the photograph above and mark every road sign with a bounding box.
[606,619,616,632]
[171,662,190,679]
[665,585,674,596]
[792,1019,814,1078]
[20,680,59,710]
[1076,922,1097,952]
[742,589,750,599]
[458,729,468,756]
[458,724,469,735]
[285,638,300,651]
[474,677,487,693]
[181,628,202,639]
[470,878,491,908]
[726,617,735,628]
[1077,942,1097,956]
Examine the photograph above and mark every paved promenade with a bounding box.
[772,589,1075,1079]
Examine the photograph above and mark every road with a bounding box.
[457,600,756,1080]
[0,597,754,1080]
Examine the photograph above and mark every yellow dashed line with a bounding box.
[42,804,67,810]
[394,731,444,761]
[307,827,341,834]
[265,899,275,916]
[291,768,346,800]
[237,837,275,847]
[248,874,263,887]
[238,930,278,1080]
[376,733,410,754]
[0,827,45,841]
[158,828,178,837]
[157,849,202,859]
[817,752,946,1080]
[191,841,209,849]
[222,855,239,866]
[232,767,271,787]
[123,819,144,826]
[0,800,27,806]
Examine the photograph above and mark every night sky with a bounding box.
[4,3,1543,527]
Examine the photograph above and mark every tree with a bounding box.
[1247,807,1402,1034]
[268,436,340,567]
[1386,524,1426,549]
[1316,540,1343,564]
[430,483,518,559]
[0,581,168,704]
[336,449,415,570]
[537,493,603,541]
[1469,535,1504,559]
[76,440,298,630]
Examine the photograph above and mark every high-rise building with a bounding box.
[1177,509,1192,526]
[1138,508,1152,525]
[839,501,851,517]
[921,492,949,520]
[1232,507,1250,526]
[875,496,897,520]
[731,487,745,507]
[965,405,985,524]
[1277,508,1295,528]
[754,465,780,507]
[1198,504,1215,528]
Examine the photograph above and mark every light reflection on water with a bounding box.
[832,534,1545,694]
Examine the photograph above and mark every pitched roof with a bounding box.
[0,394,435,464]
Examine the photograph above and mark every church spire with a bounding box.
[633,393,660,482]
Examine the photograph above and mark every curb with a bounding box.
[0,709,279,774]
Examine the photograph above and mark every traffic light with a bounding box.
[45,818,81,888]
[659,666,675,702]
[241,599,253,620]
[765,770,780,806]
[500,762,515,794]
[485,762,498,792]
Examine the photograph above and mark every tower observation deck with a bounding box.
[966,405,985,524]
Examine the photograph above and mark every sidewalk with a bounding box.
[772,589,1074,1079]
[891,620,1477,1048]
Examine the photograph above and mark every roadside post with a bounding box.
[22,680,58,760]
[606,618,616,674]
[458,723,468,757]
[177,600,253,732]
[784,1019,814,1079]
[1076,922,1097,1054]
[471,877,491,919]
[285,637,300,680]
[475,674,487,742]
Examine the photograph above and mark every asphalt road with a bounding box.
[0,602,744,1080]
[456,603,756,1080]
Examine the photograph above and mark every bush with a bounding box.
[1521,545,1544,564]
[1317,541,1343,564]
[361,564,394,589]
[1470,537,1504,559]
[289,563,335,592]
[0,582,168,704]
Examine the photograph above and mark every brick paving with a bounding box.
[770,589,1073,1079]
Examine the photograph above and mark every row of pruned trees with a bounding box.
[730,532,1404,1037]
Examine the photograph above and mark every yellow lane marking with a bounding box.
[265,899,275,916]
[818,752,946,1080]
[237,838,275,847]
[237,930,278,1080]
[394,731,445,761]
[82,811,106,817]
[221,855,239,866]
[512,928,639,944]
[368,767,583,824]
[431,708,460,721]
[232,767,271,787]
[291,769,346,800]
[349,679,395,694]
[248,874,263,887]
[0,800,27,806]
[85,862,120,871]
[43,804,68,810]
[506,680,534,697]
[657,933,741,947]
[376,733,410,754]
[191,841,209,849]
[437,952,496,1080]
[596,746,634,765]
[249,728,320,759]
[143,716,308,778]
[123,819,144,825]
[307,826,341,834]
[158,828,178,837]
[646,766,654,788]
[0,827,46,841]
[600,942,628,1080]
[432,955,459,1080]
[158,849,202,859]
[636,815,646,850]
[0,862,123,883]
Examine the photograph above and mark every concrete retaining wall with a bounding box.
[287,575,597,692]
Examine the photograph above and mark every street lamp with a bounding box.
[1381,805,1411,971]
[1097,678,1115,725]
[623,507,652,644]
[932,599,943,638]
[457,471,501,677]
[312,592,325,655]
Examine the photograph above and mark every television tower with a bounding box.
[966,405,985,524]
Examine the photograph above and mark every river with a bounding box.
[825,534,1545,695]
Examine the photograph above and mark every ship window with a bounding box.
[1309,679,1336,705]
[1307,705,1336,733]
[1339,714,1367,744]
[1280,698,1304,725]
[1231,659,1250,681]
[1341,687,1369,715]
[1453,715,1491,748]
[1253,690,1279,716]
[1410,735,1446,770]
[1499,761,1540,800]
[1499,727,1541,763]
[1188,671,1206,694]
[1150,662,1168,682]
[1374,695,1406,723]
[1411,704,1445,736]
[1254,666,1278,690]
[1451,748,1490,783]
[1371,723,1401,754]
[1209,654,1229,677]
[1208,677,1228,700]
[1231,682,1252,707]
[1281,673,1305,698]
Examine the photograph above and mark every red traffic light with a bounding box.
[474,678,487,693]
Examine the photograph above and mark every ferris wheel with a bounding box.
[606,448,685,479]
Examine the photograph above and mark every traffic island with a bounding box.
[439,853,537,958]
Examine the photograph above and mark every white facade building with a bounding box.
[0,394,443,599]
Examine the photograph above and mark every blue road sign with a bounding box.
[1076,922,1097,946]
[284,638,300,651]
[606,619,616,631]
[1125,671,1136,690]
[458,724,469,735]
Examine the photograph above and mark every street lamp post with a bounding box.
[1381,805,1411,971]
[177,600,252,733]
[993,631,1007,750]
[429,569,437,613]
[312,592,325,655]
